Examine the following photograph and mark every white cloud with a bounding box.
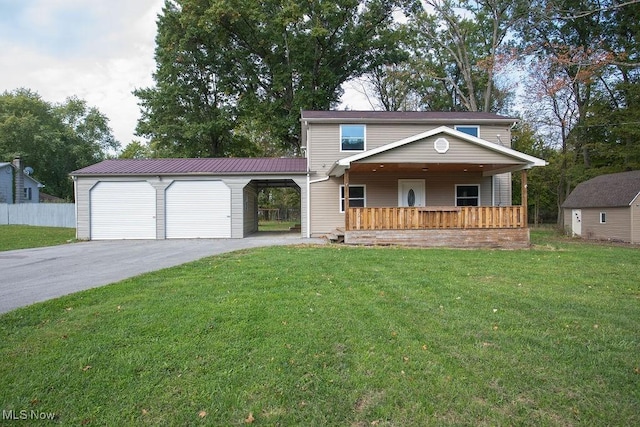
[0,0,164,147]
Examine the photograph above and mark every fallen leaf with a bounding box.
[65,307,73,311]
[245,412,255,423]
[422,344,427,351]
[493,308,498,313]
[198,410,207,418]
[141,409,148,415]
[593,324,599,329]
[82,365,92,371]
[403,356,409,363]
[633,367,640,375]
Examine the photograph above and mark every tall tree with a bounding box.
[407,0,528,112]
[136,0,412,156]
[518,0,640,225]
[0,89,119,199]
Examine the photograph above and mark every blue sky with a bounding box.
[0,0,164,146]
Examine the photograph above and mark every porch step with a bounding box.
[325,228,345,243]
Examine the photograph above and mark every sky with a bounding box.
[0,0,372,151]
[0,0,165,147]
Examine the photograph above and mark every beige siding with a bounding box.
[309,171,495,235]
[581,207,631,242]
[562,208,572,234]
[75,177,97,239]
[363,134,522,165]
[632,196,640,243]
[307,123,513,177]
[243,183,258,236]
[291,176,308,237]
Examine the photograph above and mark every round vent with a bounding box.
[434,137,450,154]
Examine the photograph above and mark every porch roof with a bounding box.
[328,126,547,177]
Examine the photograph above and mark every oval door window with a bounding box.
[408,189,416,206]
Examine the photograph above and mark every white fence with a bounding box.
[0,203,75,228]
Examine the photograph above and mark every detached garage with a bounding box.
[71,158,308,240]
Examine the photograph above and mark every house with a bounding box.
[562,170,640,244]
[71,110,546,247]
[0,161,44,204]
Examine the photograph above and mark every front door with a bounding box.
[398,179,425,207]
[571,209,582,236]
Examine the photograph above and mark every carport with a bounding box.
[71,158,308,240]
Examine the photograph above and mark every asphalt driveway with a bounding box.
[0,233,324,314]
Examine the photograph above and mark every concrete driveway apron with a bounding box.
[0,233,323,314]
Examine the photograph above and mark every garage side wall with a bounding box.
[75,177,95,239]
[244,183,258,236]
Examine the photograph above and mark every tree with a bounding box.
[0,89,119,199]
[136,0,412,156]
[406,0,528,112]
[517,0,640,224]
[119,141,153,159]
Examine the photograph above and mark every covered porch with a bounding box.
[339,164,531,248]
[327,127,546,248]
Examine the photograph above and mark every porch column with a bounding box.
[521,169,528,227]
[344,169,350,231]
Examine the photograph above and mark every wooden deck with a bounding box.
[347,206,525,231]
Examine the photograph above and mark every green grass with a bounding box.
[258,220,299,231]
[1,230,638,425]
[0,225,76,251]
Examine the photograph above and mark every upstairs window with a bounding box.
[340,124,365,151]
[455,125,479,138]
[23,187,32,201]
[456,185,480,206]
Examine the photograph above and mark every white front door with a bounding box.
[398,179,425,207]
[571,209,582,236]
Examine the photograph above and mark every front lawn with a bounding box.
[1,231,638,425]
[0,225,76,251]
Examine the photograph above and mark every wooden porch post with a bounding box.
[344,169,350,231]
[521,169,528,227]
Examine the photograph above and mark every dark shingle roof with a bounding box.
[301,110,518,122]
[562,170,640,208]
[71,158,307,176]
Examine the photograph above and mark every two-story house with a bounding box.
[71,110,545,247]
[302,111,546,247]
[0,161,44,204]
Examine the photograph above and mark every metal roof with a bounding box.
[71,158,307,176]
[301,110,518,122]
[562,170,640,208]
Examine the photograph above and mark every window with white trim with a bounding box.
[455,185,480,206]
[340,185,365,212]
[600,212,606,224]
[23,187,32,201]
[340,124,365,151]
[454,125,479,138]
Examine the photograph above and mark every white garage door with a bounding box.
[90,181,156,240]
[165,181,231,238]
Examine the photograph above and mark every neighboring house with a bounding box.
[0,162,44,204]
[71,110,546,247]
[562,170,640,244]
